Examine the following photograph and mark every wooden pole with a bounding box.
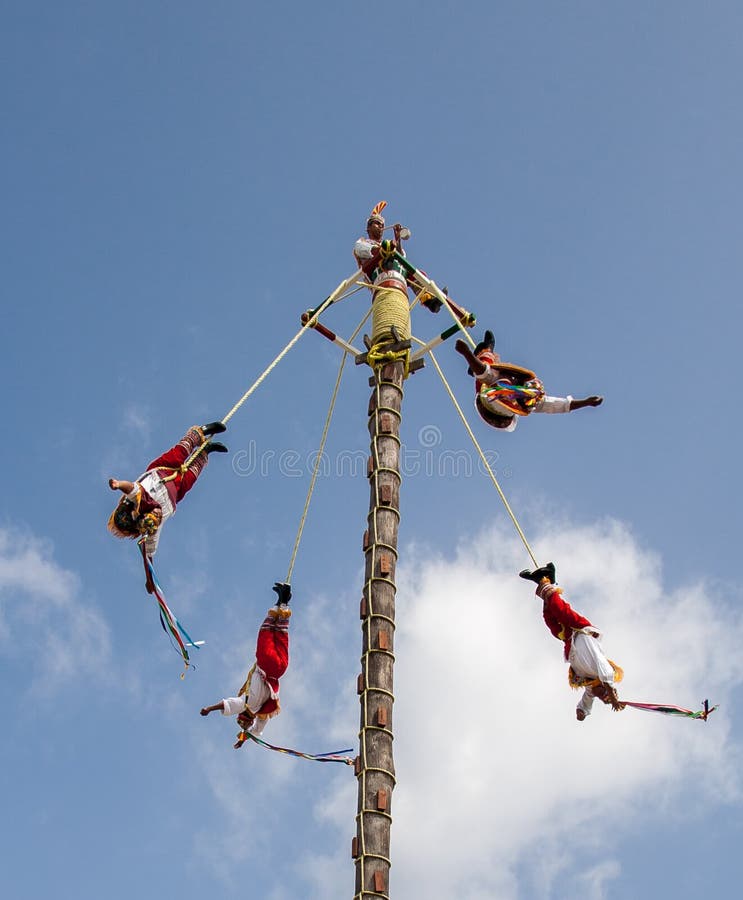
[353,359,404,899]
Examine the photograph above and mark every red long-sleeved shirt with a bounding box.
[542,588,593,660]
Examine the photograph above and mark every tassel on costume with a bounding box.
[568,661,624,690]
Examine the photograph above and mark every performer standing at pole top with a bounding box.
[201,582,292,748]
[455,331,603,432]
[353,202,407,289]
[353,202,441,348]
[107,422,228,566]
[353,201,442,314]
[519,562,625,721]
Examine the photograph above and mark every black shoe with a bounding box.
[473,330,495,357]
[272,582,292,606]
[202,421,227,436]
[205,441,229,454]
[423,284,447,314]
[519,562,556,584]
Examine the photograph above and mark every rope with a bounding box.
[423,345,539,567]
[440,294,476,349]
[392,249,476,349]
[301,280,369,321]
[220,285,348,426]
[284,304,375,584]
[371,287,411,343]
[363,286,414,381]
[284,354,348,584]
[175,271,361,473]
[366,344,410,377]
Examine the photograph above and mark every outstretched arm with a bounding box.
[569,396,603,410]
[109,478,136,494]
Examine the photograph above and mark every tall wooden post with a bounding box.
[353,360,404,899]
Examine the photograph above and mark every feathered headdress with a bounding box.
[107,488,161,538]
[367,200,387,225]
[107,496,142,539]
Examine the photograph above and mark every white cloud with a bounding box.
[188,517,743,899]
[185,587,360,896]
[0,527,112,691]
[575,860,621,900]
[123,403,151,439]
[330,518,742,900]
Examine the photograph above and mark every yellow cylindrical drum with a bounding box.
[371,287,411,344]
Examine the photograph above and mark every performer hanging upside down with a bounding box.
[201,582,292,748]
[455,331,603,431]
[107,422,228,564]
[519,562,625,720]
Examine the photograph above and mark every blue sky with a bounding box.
[2,3,742,898]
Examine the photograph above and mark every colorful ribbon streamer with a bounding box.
[237,730,354,765]
[480,378,545,416]
[139,542,203,675]
[623,699,718,720]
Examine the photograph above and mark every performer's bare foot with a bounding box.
[597,684,625,711]
[576,708,587,721]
